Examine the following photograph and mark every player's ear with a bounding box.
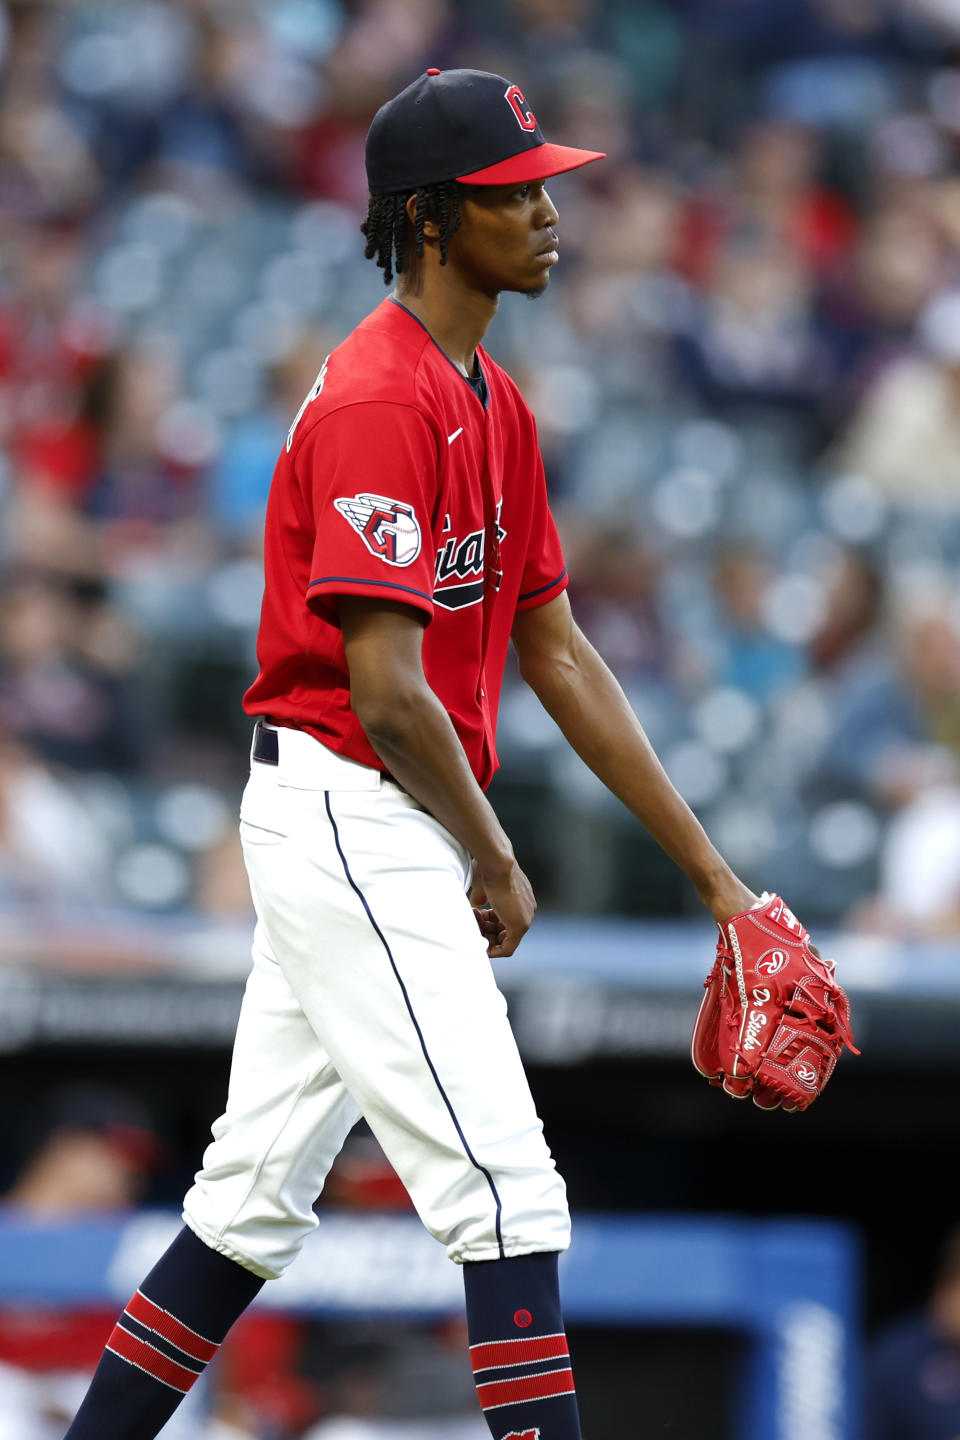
[405,192,441,240]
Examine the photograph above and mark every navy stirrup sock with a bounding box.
[463,1251,582,1440]
[66,1233,579,1439]
[64,1226,264,1439]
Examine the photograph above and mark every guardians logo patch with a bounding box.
[334,493,422,567]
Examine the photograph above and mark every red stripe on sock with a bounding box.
[476,1364,576,1411]
[470,1332,570,1372]
[106,1324,200,1394]
[126,1291,219,1364]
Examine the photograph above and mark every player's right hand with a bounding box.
[470,857,536,958]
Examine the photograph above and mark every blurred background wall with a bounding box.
[4,0,960,1436]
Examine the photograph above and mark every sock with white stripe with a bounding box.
[463,1251,582,1440]
[64,1225,264,1438]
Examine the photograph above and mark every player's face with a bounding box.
[451,179,560,298]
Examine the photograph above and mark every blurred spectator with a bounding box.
[0,729,112,903]
[673,121,853,417]
[818,202,944,419]
[677,234,830,411]
[824,597,960,935]
[295,0,452,208]
[826,289,960,511]
[859,783,960,936]
[0,1085,176,1440]
[564,521,670,685]
[89,338,207,529]
[808,548,885,676]
[210,332,335,544]
[563,166,688,401]
[710,546,806,699]
[0,46,100,221]
[866,1221,960,1439]
[819,599,960,806]
[678,120,856,285]
[0,222,113,502]
[0,571,142,772]
[151,12,260,199]
[4,1084,160,1214]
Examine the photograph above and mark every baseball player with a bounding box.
[64,69,756,1440]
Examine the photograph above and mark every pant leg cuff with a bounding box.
[181,1211,282,1282]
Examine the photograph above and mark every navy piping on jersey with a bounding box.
[518,568,567,604]
[323,791,505,1258]
[308,576,434,605]
[388,297,490,409]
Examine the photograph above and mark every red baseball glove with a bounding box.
[690,893,859,1111]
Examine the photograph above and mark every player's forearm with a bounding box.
[521,632,747,915]
[356,685,515,875]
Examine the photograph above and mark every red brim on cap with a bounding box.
[457,142,606,186]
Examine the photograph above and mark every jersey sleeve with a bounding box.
[516,453,568,612]
[298,402,439,623]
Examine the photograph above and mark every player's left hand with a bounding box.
[690,891,859,1111]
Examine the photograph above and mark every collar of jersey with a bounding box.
[387,296,489,410]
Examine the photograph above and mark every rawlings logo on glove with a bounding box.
[691,893,859,1112]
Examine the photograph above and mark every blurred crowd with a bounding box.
[6,0,960,930]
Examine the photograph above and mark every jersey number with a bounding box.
[286,356,330,452]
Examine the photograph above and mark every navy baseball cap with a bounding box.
[365,68,606,196]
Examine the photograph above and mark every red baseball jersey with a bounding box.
[244,297,567,789]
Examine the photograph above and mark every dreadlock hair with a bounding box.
[360,181,463,285]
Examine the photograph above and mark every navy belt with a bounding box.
[251,721,401,789]
[252,721,279,766]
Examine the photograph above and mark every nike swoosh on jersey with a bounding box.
[447,427,464,444]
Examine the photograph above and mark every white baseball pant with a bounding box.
[182,723,570,1279]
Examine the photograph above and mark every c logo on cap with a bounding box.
[505,84,537,132]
